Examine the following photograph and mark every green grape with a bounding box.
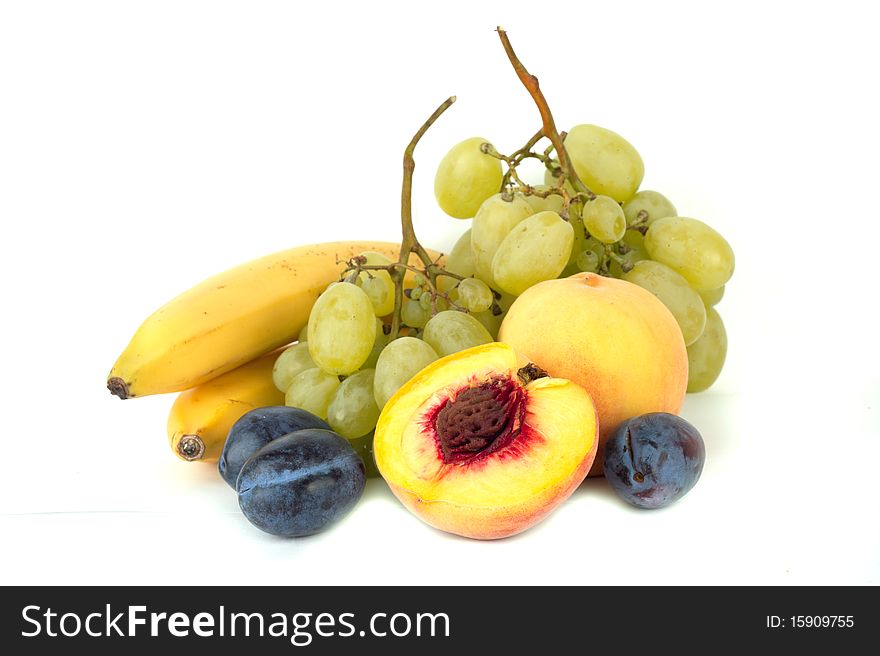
[401,298,429,328]
[434,137,503,219]
[327,369,381,439]
[570,237,607,275]
[559,262,582,278]
[623,260,707,346]
[456,277,493,313]
[297,324,308,342]
[566,211,588,266]
[361,318,389,370]
[438,228,476,293]
[576,249,600,272]
[356,251,395,316]
[609,230,649,277]
[621,228,648,257]
[686,307,728,392]
[524,186,565,214]
[471,192,534,287]
[374,337,439,408]
[409,285,423,300]
[699,285,725,307]
[492,211,574,295]
[472,291,515,338]
[564,124,644,202]
[307,282,377,375]
[582,195,626,244]
[590,237,609,264]
[418,292,433,311]
[272,342,316,393]
[348,432,380,478]
[446,230,475,276]
[585,236,607,255]
[423,310,493,358]
[360,275,394,317]
[496,290,517,313]
[623,190,677,227]
[437,277,455,295]
[285,368,340,419]
[474,309,503,339]
[644,216,735,291]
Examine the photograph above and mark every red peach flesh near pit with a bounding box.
[422,375,526,465]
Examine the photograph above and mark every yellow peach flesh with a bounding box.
[374,343,598,540]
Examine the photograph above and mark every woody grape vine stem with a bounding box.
[390,95,457,337]
[496,27,594,200]
[350,29,584,337]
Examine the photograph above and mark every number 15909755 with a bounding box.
[766,616,854,629]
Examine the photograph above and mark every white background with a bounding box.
[1,0,878,585]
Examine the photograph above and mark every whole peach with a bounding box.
[498,273,687,476]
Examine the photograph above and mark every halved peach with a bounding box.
[374,342,598,540]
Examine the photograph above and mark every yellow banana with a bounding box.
[167,351,284,462]
[108,241,438,399]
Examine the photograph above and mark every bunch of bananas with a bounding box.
[108,241,434,463]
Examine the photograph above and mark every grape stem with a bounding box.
[496,27,595,200]
[345,32,611,337]
[627,209,650,235]
[486,145,533,192]
[605,247,634,273]
[497,128,548,189]
[342,94,465,338]
[352,261,445,280]
[485,135,570,212]
[344,260,469,315]
[515,129,546,159]
[392,95,457,337]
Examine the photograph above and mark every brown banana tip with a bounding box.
[177,435,206,461]
[107,377,131,399]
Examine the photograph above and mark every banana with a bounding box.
[108,241,439,399]
[167,350,284,462]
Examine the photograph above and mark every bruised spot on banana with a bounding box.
[107,241,442,400]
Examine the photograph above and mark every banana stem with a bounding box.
[176,434,206,461]
[107,377,130,400]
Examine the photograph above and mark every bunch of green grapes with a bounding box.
[433,126,733,393]
[271,274,383,440]
[271,249,500,457]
